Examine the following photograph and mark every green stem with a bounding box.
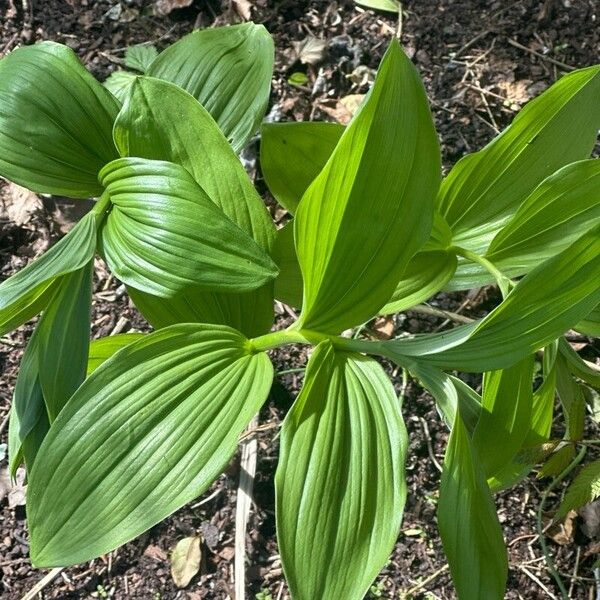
[92,191,112,227]
[452,246,514,298]
[537,445,586,599]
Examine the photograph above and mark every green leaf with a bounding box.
[28,324,273,567]
[87,333,147,376]
[556,354,586,441]
[276,342,407,600]
[438,65,600,252]
[0,212,97,336]
[575,303,600,337]
[113,75,276,335]
[124,44,158,73]
[147,23,274,152]
[295,40,441,333]
[558,337,600,389]
[355,0,400,12]
[272,220,303,308]
[260,122,345,214]
[486,159,600,275]
[379,251,457,314]
[438,410,508,599]
[538,445,576,479]
[103,70,137,103]
[98,157,278,297]
[472,356,534,479]
[384,224,600,372]
[556,459,600,521]
[0,42,119,197]
[37,262,93,421]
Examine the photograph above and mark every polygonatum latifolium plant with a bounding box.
[0,24,599,600]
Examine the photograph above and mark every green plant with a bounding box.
[0,24,599,600]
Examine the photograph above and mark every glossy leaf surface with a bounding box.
[0,42,119,197]
[0,212,97,336]
[261,122,344,214]
[99,157,278,297]
[295,40,441,333]
[438,411,507,599]
[277,342,407,600]
[28,324,273,566]
[87,333,147,376]
[147,23,274,152]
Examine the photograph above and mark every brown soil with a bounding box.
[1,0,599,598]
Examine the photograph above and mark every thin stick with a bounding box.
[401,564,449,598]
[20,568,63,600]
[507,38,574,71]
[408,305,474,325]
[235,416,259,600]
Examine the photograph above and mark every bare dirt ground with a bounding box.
[0,0,599,598]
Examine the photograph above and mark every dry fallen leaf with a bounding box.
[232,0,252,19]
[171,536,202,588]
[153,0,193,17]
[318,94,365,125]
[547,510,577,545]
[291,36,327,65]
[0,467,27,508]
[372,316,395,340]
[144,544,168,562]
[5,182,42,227]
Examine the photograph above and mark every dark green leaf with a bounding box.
[124,44,158,73]
[559,337,600,389]
[260,122,344,214]
[556,354,586,441]
[99,157,278,297]
[0,212,97,336]
[147,23,274,152]
[0,42,119,197]
[295,40,441,333]
[272,220,303,308]
[37,262,93,421]
[556,459,600,520]
[438,411,508,599]
[28,324,273,567]
[277,342,407,600]
[472,356,534,479]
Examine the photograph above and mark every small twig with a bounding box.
[235,415,259,600]
[408,304,474,325]
[452,30,493,58]
[20,568,63,600]
[517,565,558,599]
[419,417,443,473]
[507,38,575,71]
[568,546,581,599]
[401,564,449,598]
[396,2,403,41]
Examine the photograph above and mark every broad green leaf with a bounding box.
[103,70,137,103]
[556,459,600,520]
[384,224,600,372]
[113,76,276,335]
[489,357,557,491]
[295,40,441,333]
[272,220,303,308]
[379,251,457,314]
[0,212,97,336]
[28,324,273,567]
[559,338,600,389]
[438,65,600,252]
[556,354,586,441]
[8,327,47,474]
[355,0,400,12]
[276,342,407,600]
[147,23,274,152]
[261,122,345,214]
[538,445,576,479]
[0,42,119,197]
[472,356,534,479]
[37,262,93,421]
[438,410,508,599]
[575,303,600,337]
[486,160,600,274]
[124,44,158,73]
[87,333,147,376]
[99,157,278,297]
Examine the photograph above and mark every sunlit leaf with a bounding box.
[28,324,273,566]
[87,333,147,376]
[277,342,407,600]
[124,44,158,73]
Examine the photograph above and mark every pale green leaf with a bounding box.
[438,411,508,599]
[272,220,303,308]
[556,354,586,441]
[103,70,137,103]
[0,42,119,197]
[472,356,534,479]
[277,342,407,600]
[559,337,600,389]
[87,333,147,376]
[260,122,344,214]
[147,23,274,152]
[355,0,400,12]
[295,40,441,333]
[28,324,273,566]
[575,303,600,337]
[0,212,97,336]
[124,44,158,73]
[98,157,278,297]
